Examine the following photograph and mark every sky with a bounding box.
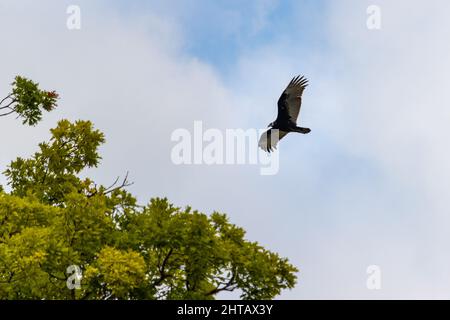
[1,0,450,299]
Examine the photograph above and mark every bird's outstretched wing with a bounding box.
[276,75,308,125]
[258,129,288,152]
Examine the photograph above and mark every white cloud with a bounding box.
[288,0,450,298]
[223,0,450,299]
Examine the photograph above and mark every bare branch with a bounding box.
[0,94,12,106]
[87,171,133,198]
[0,98,17,111]
[103,171,134,195]
[0,109,15,117]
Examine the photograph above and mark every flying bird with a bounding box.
[258,75,310,152]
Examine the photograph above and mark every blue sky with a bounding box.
[2,0,450,299]
[109,0,330,76]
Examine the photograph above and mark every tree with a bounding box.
[0,80,298,300]
[0,76,58,125]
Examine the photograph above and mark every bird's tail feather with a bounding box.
[293,127,311,134]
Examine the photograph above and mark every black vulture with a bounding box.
[258,75,310,152]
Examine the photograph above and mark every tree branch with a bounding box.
[0,94,13,107]
[153,248,173,286]
[87,171,133,198]
[206,269,237,296]
[0,109,16,117]
[0,98,17,111]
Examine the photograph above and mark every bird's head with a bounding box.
[267,121,274,128]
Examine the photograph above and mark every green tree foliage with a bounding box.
[4,119,106,204]
[0,76,58,125]
[0,80,298,300]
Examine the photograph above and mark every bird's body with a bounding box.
[259,75,310,152]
